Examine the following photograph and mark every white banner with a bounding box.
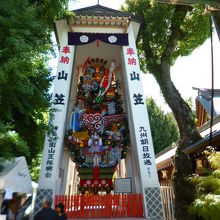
[38,41,75,189]
[122,23,164,219]
[34,31,75,215]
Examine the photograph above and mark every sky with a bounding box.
[51,0,220,113]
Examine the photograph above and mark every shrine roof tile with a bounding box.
[72,4,142,24]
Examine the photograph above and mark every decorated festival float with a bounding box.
[34,4,164,219]
[66,57,129,194]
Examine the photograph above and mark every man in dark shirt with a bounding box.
[34,197,59,220]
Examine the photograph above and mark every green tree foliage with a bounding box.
[188,148,220,220]
[122,1,210,219]
[0,0,69,174]
[29,154,42,182]
[146,97,179,154]
[122,1,210,72]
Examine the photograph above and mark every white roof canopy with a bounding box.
[0,157,33,194]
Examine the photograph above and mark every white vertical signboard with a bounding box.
[122,23,164,219]
[34,31,75,214]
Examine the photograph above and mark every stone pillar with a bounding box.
[121,23,164,220]
[34,30,75,214]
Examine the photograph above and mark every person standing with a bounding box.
[15,196,32,220]
[6,200,17,220]
[34,197,59,220]
[1,193,18,215]
[55,203,67,220]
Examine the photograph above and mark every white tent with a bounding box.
[0,157,33,194]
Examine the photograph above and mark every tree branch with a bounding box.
[142,21,154,60]
[141,21,161,73]
[161,5,191,63]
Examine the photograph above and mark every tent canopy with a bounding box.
[0,157,33,194]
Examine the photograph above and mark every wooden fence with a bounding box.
[55,194,143,219]
[160,186,175,220]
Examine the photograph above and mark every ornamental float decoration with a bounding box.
[66,57,128,168]
[65,57,129,192]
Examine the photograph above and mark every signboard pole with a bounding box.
[121,23,164,220]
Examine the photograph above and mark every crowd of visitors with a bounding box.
[0,193,32,220]
[1,194,66,220]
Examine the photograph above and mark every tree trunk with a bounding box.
[152,62,201,220]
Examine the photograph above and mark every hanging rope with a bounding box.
[209,15,214,146]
